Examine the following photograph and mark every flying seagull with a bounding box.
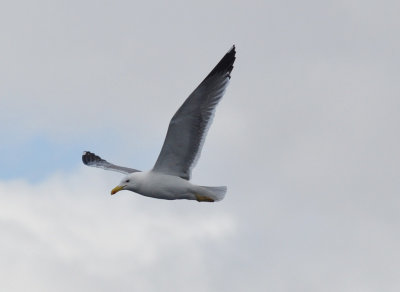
[82,46,236,202]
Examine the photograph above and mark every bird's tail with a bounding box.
[199,186,227,202]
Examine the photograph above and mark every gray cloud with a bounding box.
[1,0,400,291]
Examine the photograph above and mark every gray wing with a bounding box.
[82,151,140,174]
[152,46,236,180]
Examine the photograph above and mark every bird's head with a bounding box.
[110,174,135,195]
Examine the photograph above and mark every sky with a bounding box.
[1,0,400,291]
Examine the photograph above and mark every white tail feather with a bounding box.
[200,186,227,201]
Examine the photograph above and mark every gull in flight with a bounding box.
[82,46,236,202]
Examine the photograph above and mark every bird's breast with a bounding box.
[135,171,192,199]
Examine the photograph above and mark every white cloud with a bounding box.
[0,169,235,292]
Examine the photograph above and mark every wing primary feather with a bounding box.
[82,151,140,174]
[204,45,236,81]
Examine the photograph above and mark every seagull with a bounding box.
[82,46,236,202]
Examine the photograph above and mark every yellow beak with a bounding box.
[111,185,125,195]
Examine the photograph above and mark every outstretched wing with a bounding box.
[152,46,236,180]
[82,151,140,174]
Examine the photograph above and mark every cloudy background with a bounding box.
[1,0,400,291]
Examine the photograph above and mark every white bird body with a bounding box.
[82,46,235,202]
[127,171,194,200]
[120,171,225,202]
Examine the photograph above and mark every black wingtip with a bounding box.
[82,151,91,165]
[205,45,236,80]
[82,151,104,166]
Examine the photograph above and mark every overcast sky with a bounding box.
[1,0,400,291]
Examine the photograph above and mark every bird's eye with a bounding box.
[126,179,130,183]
